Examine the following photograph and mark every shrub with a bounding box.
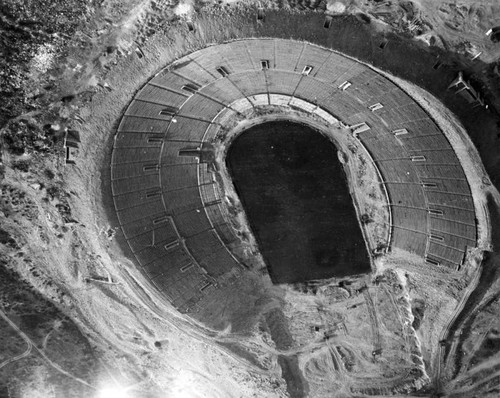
[360,213,373,224]
[44,169,55,179]
[46,185,64,200]
[12,159,30,172]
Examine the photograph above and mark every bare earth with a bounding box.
[1,1,500,397]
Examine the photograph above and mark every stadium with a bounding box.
[106,30,492,395]
[112,38,481,311]
[1,2,500,397]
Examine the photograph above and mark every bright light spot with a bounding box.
[174,1,194,17]
[170,370,199,397]
[98,386,129,398]
[326,1,346,14]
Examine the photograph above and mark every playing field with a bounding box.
[226,120,371,283]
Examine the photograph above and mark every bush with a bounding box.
[0,228,19,249]
[44,169,55,179]
[12,159,30,172]
[3,122,33,155]
[360,213,373,224]
[3,121,53,155]
[46,185,64,200]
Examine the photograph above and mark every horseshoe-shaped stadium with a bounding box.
[111,39,477,315]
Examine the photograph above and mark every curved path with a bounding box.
[0,332,32,371]
[111,39,477,313]
[0,307,93,388]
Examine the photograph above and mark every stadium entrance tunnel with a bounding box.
[226,120,371,283]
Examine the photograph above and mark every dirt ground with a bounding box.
[2,0,500,397]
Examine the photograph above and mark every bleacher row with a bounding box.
[111,39,477,310]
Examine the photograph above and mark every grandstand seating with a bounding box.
[166,118,210,141]
[127,220,178,254]
[200,78,247,105]
[230,71,268,96]
[114,132,164,148]
[137,84,188,107]
[246,39,275,68]
[266,71,302,96]
[111,173,159,197]
[160,141,200,165]
[172,208,213,237]
[170,58,218,86]
[218,41,255,72]
[118,115,169,133]
[178,94,226,119]
[112,147,162,166]
[163,186,203,215]
[111,39,478,312]
[160,163,199,191]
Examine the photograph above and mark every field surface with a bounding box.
[227,121,370,283]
